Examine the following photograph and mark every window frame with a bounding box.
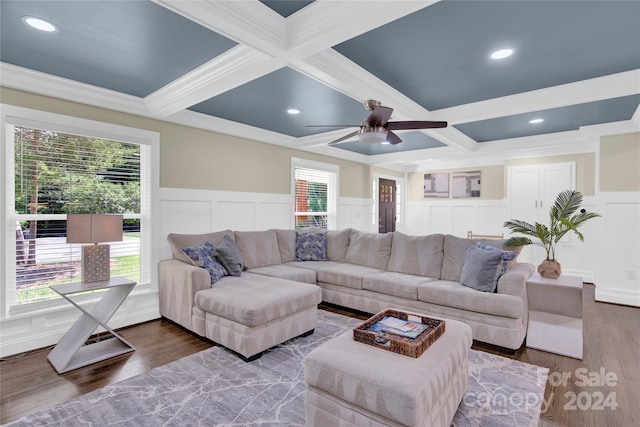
[1,105,159,319]
[291,157,338,230]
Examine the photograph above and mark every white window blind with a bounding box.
[11,125,144,305]
[294,165,335,230]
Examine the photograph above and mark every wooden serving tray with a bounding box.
[353,308,445,358]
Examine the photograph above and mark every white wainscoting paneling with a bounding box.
[338,197,375,232]
[595,192,640,307]
[159,188,374,260]
[406,199,507,237]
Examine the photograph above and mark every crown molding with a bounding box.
[0,63,149,117]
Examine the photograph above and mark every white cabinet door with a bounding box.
[507,162,575,224]
[507,163,575,264]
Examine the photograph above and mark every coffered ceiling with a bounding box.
[1,0,639,171]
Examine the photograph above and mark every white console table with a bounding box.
[47,277,136,374]
[526,272,583,359]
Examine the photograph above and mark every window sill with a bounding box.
[3,282,155,322]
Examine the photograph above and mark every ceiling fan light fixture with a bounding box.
[358,130,388,144]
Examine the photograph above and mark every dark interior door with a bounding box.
[378,178,396,233]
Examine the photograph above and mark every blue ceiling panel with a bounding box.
[332,131,446,156]
[455,95,640,143]
[190,67,366,137]
[334,1,640,111]
[260,0,314,17]
[0,0,237,97]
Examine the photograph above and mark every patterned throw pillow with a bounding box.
[476,242,519,274]
[182,241,228,285]
[460,245,503,293]
[214,235,245,276]
[295,231,328,261]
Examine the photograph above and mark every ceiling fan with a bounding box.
[308,100,447,145]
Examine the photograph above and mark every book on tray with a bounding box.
[365,315,430,339]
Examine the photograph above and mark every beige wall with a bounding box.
[407,152,598,201]
[408,165,504,201]
[600,133,640,192]
[1,87,386,198]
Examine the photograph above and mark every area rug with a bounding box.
[5,311,548,427]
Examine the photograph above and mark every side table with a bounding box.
[526,272,583,359]
[47,276,136,373]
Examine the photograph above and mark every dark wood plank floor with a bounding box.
[1,284,638,426]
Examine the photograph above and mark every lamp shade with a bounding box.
[66,214,123,244]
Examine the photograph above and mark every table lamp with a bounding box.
[66,214,123,283]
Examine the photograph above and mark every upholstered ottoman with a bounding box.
[192,272,322,361]
[303,317,472,427]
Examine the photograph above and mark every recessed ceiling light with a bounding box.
[381,141,391,145]
[287,109,300,115]
[22,16,58,33]
[490,48,514,60]
[529,118,544,124]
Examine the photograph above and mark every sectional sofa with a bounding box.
[159,228,534,360]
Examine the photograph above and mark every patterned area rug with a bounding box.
[5,311,547,427]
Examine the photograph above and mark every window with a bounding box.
[292,158,337,230]
[3,106,156,309]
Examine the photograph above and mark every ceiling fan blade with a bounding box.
[386,120,448,130]
[386,131,402,145]
[328,130,359,145]
[305,125,358,128]
[366,106,393,126]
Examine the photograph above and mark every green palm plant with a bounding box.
[504,190,601,262]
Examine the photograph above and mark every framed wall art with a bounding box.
[452,171,481,198]
[424,173,449,198]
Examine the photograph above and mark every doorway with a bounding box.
[378,178,396,233]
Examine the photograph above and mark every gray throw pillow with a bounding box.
[181,241,228,285]
[295,231,328,261]
[460,245,503,292]
[214,235,245,277]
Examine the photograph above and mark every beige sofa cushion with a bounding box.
[362,271,437,300]
[327,228,351,262]
[387,232,444,278]
[274,229,296,263]
[167,230,234,265]
[235,230,282,268]
[248,264,317,284]
[441,234,515,282]
[418,280,523,318]
[318,263,385,290]
[194,272,321,327]
[345,230,393,270]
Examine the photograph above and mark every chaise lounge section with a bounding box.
[159,228,534,360]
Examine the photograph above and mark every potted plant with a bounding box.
[503,189,601,279]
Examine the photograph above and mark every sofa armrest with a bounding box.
[497,262,534,298]
[159,259,210,331]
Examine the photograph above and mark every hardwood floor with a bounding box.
[1,283,638,426]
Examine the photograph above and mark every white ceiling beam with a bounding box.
[285,0,437,58]
[153,0,286,57]
[430,69,640,124]
[145,45,282,116]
